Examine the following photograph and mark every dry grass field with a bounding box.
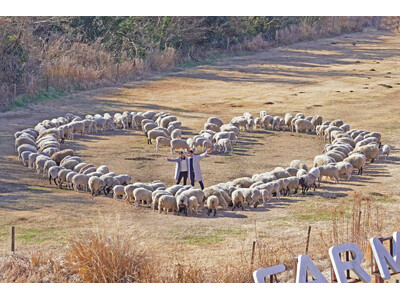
[1,28,400,282]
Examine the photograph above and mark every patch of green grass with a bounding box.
[178,235,224,245]
[5,88,66,110]
[16,227,65,244]
[176,228,244,245]
[383,122,400,131]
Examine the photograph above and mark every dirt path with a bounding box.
[1,29,399,273]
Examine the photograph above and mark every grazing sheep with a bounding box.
[19,151,33,167]
[330,119,344,127]
[309,167,321,187]
[271,167,291,179]
[215,138,232,153]
[187,196,199,215]
[334,162,353,181]
[232,177,254,188]
[231,189,244,210]
[79,164,95,174]
[350,144,379,163]
[298,173,318,195]
[35,156,53,175]
[296,169,308,178]
[96,165,110,174]
[380,145,391,160]
[43,159,57,176]
[344,154,367,175]
[72,174,90,192]
[151,190,171,211]
[285,176,300,196]
[207,117,224,127]
[319,164,339,183]
[156,136,171,151]
[325,151,344,163]
[88,176,105,196]
[47,166,64,185]
[143,122,157,135]
[204,122,221,132]
[311,115,323,127]
[170,139,190,154]
[285,167,299,177]
[289,160,308,171]
[51,149,75,165]
[221,124,239,136]
[18,144,37,160]
[60,159,80,170]
[133,188,153,207]
[57,169,73,188]
[206,195,219,217]
[295,119,315,133]
[171,129,182,140]
[15,136,37,152]
[147,128,168,144]
[113,185,126,200]
[176,194,189,215]
[158,195,178,214]
[314,154,335,167]
[114,174,131,185]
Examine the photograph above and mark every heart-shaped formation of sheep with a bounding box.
[14,110,390,217]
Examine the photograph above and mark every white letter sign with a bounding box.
[329,243,371,283]
[296,254,328,283]
[369,231,400,280]
[253,264,286,283]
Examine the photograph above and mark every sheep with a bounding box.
[202,140,213,152]
[35,156,53,175]
[285,176,300,196]
[178,188,205,210]
[231,189,244,210]
[87,172,105,178]
[147,128,168,144]
[158,195,178,214]
[100,175,118,195]
[15,136,37,152]
[17,144,37,160]
[72,174,90,192]
[254,117,261,129]
[133,188,153,207]
[232,177,254,188]
[340,124,351,132]
[334,162,353,181]
[51,149,75,165]
[70,121,86,136]
[318,164,339,183]
[271,167,291,179]
[284,113,294,129]
[309,167,321,187]
[261,115,274,129]
[47,166,64,185]
[113,185,126,200]
[132,114,146,129]
[239,188,263,208]
[160,115,177,128]
[165,185,184,196]
[298,173,318,195]
[142,111,157,120]
[207,117,224,127]
[289,160,308,171]
[170,139,190,154]
[220,124,239,136]
[187,196,199,215]
[350,144,379,163]
[94,117,107,131]
[295,119,315,133]
[43,159,57,176]
[143,122,157,135]
[260,181,281,201]
[57,169,74,188]
[88,177,105,196]
[206,195,219,217]
[60,159,80,170]
[330,119,344,127]
[60,156,83,165]
[171,128,182,140]
[96,165,110,174]
[114,174,131,185]
[363,132,382,147]
[380,145,391,160]
[296,169,308,178]
[272,116,282,130]
[314,154,335,167]
[79,164,95,174]
[19,151,33,167]
[151,190,171,211]
[203,187,228,210]
[156,136,171,151]
[325,151,344,163]
[285,167,299,177]
[215,138,232,153]
[65,170,78,189]
[176,194,189,215]
[204,122,221,132]
[311,115,323,127]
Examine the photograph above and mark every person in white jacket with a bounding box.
[187,148,210,190]
[164,151,189,185]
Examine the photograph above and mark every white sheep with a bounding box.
[171,128,182,140]
[133,188,153,207]
[295,119,315,133]
[334,162,353,181]
[158,195,177,214]
[206,195,219,217]
[231,189,244,210]
[207,117,224,127]
[47,166,64,185]
[113,185,126,200]
[289,160,308,171]
[170,139,190,154]
[96,165,110,174]
[319,164,339,183]
[313,154,335,167]
[380,145,391,160]
[114,174,131,185]
[187,196,199,215]
[215,138,232,153]
[88,176,105,196]
[72,174,90,192]
[344,153,367,175]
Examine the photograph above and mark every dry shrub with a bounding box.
[147,47,176,72]
[0,250,77,283]
[243,34,273,51]
[64,227,151,283]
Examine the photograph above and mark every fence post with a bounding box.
[305,225,312,254]
[11,226,15,252]
[251,241,256,267]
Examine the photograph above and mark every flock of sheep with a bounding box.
[13,109,391,217]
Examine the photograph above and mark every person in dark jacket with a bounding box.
[164,151,190,185]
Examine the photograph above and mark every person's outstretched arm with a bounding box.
[164,157,179,162]
[198,148,211,159]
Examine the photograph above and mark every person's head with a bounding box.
[179,151,185,158]
[189,150,194,158]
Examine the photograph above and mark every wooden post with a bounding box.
[251,241,256,267]
[305,225,311,254]
[11,226,15,252]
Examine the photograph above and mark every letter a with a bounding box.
[296,254,328,283]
